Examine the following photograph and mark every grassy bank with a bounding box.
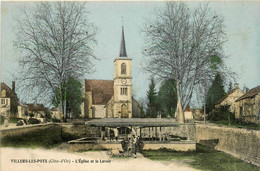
[1,126,80,148]
[142,144,260,171]
[213,120,260,130]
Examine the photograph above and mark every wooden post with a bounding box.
[155,127,157,140]
[149,127,150,141]
[140,127,142,139]
[160,127,161,141]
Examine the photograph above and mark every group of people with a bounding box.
[101,127,141,156]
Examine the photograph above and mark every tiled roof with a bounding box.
[85,80,114,105]
[1,82,13,98]
[235,85,260,102]
[86,118,179,127]
[215,88,238,105]
[26,103,47,112]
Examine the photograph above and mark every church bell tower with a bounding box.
[113,27,132,118]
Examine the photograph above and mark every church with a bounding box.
[81,27,141,119]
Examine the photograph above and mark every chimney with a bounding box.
[234,83,238,89]
[12,81,15,92]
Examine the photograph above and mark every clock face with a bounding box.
[121,79,127,84]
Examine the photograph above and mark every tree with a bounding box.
[228,81,233,92]
[157,79,177,118]
[15,2,97,122]
[146,77,158,118]
[142,2,230,123]
[206,73,226,113]
[65,77,84,118]
[52,77,84,119]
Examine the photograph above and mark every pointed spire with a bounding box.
[119,26,127,57]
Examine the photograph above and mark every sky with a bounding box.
[1,1,260,107]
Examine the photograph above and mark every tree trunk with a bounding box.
[59,82,64,123]
[175,81,185,123]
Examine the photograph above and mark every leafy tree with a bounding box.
[52,76,83,119]
[206,73,226,113]
[157,79,177,118]
[142,2,231,123]
[65,77,84,118]
[146,77,158,118]
[15,2,97,122]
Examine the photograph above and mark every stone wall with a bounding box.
[0,123,60,139]
[196,124,260,167]
[0,123,100,139]
[61,123,100,138]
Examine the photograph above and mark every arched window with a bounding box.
[121,63,126,74]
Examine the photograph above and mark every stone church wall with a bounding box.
[196,124,260,167]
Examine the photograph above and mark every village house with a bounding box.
[184,106,194,121]
[0,82,19,117]
[215,83,244,113]
[17,103,29,118]
[26,103,47,120]
[50,108,60,119]
[81,27,141,119]
[235,85,260,124]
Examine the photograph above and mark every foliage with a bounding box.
[206,74,226,113]
[45,111,52,122]
[146,77,158,118]
[142,144,260,171]
[29,113,34,118]
[28,118,40,124]
[209,107,236,125]
[24,111,29,117]
[0,115,5,125]
[15,2,97,122]
[65,77,84,118]
[142,2,229,120]
[52,117,60,123]
[156,79,177,118]
[52,76,83,119]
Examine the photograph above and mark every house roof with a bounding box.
[235,85,260,102]
[85,80,114,105]
[26,103,47,112]
[215,88,239,105]
[86,118,180,127]
[1,82,14,98]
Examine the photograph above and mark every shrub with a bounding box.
[28,118,40,124]
[52,117,60,123]
[29,113,34,118]
[0,115,5,125]
[209,106,235,124]
[45,111,52,122]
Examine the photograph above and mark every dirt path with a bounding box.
[0,147,198,171]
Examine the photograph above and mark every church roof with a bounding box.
[119,27,127,57]
[26,103,47,112]
[85,80,114,105]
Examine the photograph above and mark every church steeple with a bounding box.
[119,27,127,57]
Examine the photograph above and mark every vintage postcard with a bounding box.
[0,1,259,171]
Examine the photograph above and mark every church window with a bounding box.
[121,63,126,74]
[120,88,128,95]
[1,99,5,104]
